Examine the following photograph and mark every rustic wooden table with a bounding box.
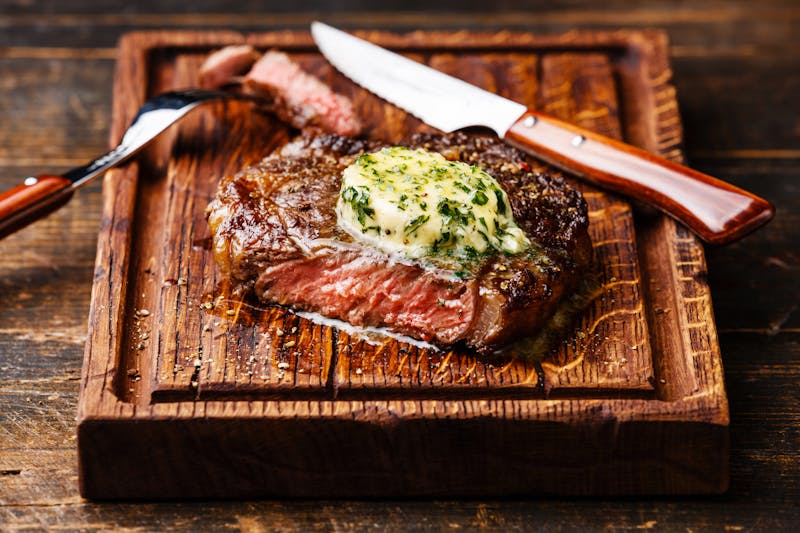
[1,0,797,530]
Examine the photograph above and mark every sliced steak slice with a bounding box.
[198,47,363,136]
[207,132,591,352]
[198,45,259,89]
[243,51,362,136]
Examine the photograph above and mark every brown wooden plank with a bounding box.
[116,43,659,402]
[2,2,799,57]
[700,163,800,333]
[0,59,113,166]
[0,0,798,527]
[72,29,730,498]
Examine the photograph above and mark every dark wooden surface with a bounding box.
[0,0,797,529]
[75,29,728,499]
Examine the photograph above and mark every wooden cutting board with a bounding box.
[76,29,728,498]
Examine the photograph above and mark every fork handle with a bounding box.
[0,175,74,240]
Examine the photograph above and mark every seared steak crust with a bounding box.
[208,132,591,352]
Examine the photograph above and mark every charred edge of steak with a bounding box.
[408,132,591,261]
[207,133,377,282]
[207,132,593,354]
[488,273,603,363]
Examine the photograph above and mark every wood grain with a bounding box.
[72,29,730,498]
[1,1,799,528]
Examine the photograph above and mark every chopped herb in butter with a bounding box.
[336,146,530,259]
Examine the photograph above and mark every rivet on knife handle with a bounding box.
[0,89,249,241]
[0,175,74,240]
[506,111,775,245]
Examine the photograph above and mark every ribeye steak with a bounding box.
[207,132,592,353]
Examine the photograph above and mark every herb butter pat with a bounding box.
[336,147,530,258]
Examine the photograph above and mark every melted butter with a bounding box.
[336,147,530,259]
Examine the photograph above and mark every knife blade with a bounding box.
[310,21,774,245]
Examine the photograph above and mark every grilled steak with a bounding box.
[243,50,362,136]
[198,45,259,89]
[207,132,591,352]
[199,47,362,136]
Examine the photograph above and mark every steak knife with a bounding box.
[311,22,774,245]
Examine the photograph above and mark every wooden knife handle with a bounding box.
[0,175,74,240]
[506,110,774,245]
